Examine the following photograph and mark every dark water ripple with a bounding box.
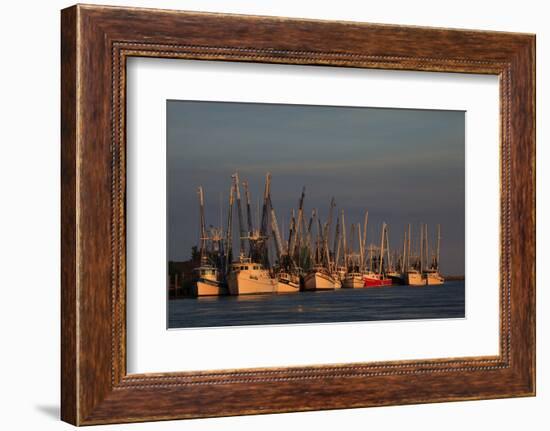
[168,281,465,328]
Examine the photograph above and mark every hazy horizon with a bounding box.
[167,100,465,275]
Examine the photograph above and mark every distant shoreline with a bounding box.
[443,275,465,281]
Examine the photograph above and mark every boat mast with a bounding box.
[288,209,296,257]
[326,197,336,256]
[257,198,260,234]
[369,244,374,272]
[299,211,307,268]
[224,183,234,273]
[316,216,323,265]
[197,186,207,265]
[269,201,284,262]
[436,224,441,271]
[350,223,356,271]
[424,224,429,270]
[290,187,306,259]
[357,223,364,273]
[232,172,246,259]
[361,211,369,272]
[401,227,407,273]
[326,198,336,272]
[419,223,424,273]
[407,224,411,271]
[333,216,341,269]
[215,191,224,263]
[385,224,392,272]
[323,221,332,271]
[306,210,315,265]
[242,180,253,251]
[257,173,272,267]
[260,173,271,238]
[379,222,386,275]
[306,209,316,267]
[219,192,223,231]
[341,210,347,270]
[288,208,297,257]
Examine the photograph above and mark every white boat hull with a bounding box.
[196,280,227,296]
[276,280,300,293]
[304,272,335,290]
[342,275,364,288]
[426,273,445,285]
[227,270,276,295]
[406,272,425,286]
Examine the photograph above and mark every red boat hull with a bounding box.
[364,277,392,287]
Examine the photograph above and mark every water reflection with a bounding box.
[169,281,465,329]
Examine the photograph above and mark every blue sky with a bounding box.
[167,100,465,275]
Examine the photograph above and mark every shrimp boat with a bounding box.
[227,258,276,295]
[269,184,303,294]
[195,265,225,296]
[333,266,346,289]
[303,198,339,290]
[423,224,445,285]
[328,264,343,288]
[275,270,300,293]
[304,265,337,290]
[400,224,427,287]
[340,209,370,288]
[343,272,365,288]
[387,271,404,285]
[364,271,392,287]
[425,270,444,285]
[389,228,409,285]
[226,173,278,295]
[363,222,392,287]
[194,186,226,296]
[327,203,342,289]
[404,269,425,286]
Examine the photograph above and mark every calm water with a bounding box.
[168,281,465,328]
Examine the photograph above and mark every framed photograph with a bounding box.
[61,4,535,425]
